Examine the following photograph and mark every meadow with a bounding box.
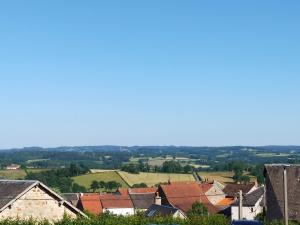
[198,171,256,184]
[72,171,129,190]
[0,169,48,180]
[118,171,195,186]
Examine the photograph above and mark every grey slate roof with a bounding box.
[62,193,80,206]
[0,180,37,210]
[232,186,264,207]
[129,193,155,209]
[145,204,181,217]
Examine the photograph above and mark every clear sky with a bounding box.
[0,1,300,148]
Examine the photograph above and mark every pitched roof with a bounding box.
[159,182,218,214]
[79,194,102,215]
[117,187,157,195]
[200,183,213,193]
[0,180,86,217]
[100,194,134,209]
[129,187,157,194]
[145,204,183,217]
[62,193,80,206]
[79,193,134,214]
[216,197,235,206]
[232,186,264,206]
[129,193,155,209]
[223,182,256,197]
[0,180,37,210]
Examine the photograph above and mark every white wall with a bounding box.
[231,199,263,221]
[103,208,135,216]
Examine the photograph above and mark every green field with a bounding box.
[0,169,48,180]
[198,171,256,184]
[118,171,195,187]
[72,171,129,190]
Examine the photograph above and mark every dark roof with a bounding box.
[0,180,37,210]
[0,180,87,217]
[264,164,300,220]
[232,186,264,206]
[145,204,181,217]
[62,193,80,206]
[223,183,256,198]
[130,193,155,209]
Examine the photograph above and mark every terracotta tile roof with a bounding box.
[216,197,235,206]
[200,183,213,193]
[79,194,102,215]
[129,187,157,194]
[117,188,129,195]
[100,194,134,209]
[79,193,134,215]
[117,187,157,195]
[159,182,219,214]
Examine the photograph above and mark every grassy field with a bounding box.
[198,171,235,183]
[0,169,48,180]
[198,171,256,184]
[72,171,129,190]
[118,171,195,187]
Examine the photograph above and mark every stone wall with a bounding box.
[0,185,77,221]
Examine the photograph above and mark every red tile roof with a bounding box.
[80,194,103,215]
[199,183,213,193]
[117,187,157,195]
[79,193,134,215]
[216,197,235,206]
[100,194,134,209]
[129,187,157,194]
[159,182,219,214]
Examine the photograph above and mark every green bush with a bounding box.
[0,213,230,225]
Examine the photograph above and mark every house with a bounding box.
[231,186,264,220]
[5,164,20,170]
[223,182,257,199]
[145,204,186,218]
[62,193,80,207]
[0,180,86,221]
[158,181,219,215]
[202,182,226,205]
[130,193,156,211]
[78,193,135,216]
[264,164,300,221]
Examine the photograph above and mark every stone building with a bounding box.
[264,164,300,221]
[0,180,86,221]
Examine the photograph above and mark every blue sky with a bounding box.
[0,1,300,148]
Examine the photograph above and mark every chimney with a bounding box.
[155,192,161,205]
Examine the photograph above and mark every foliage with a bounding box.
[0,213,230,225]
[26,164,88,193]
[187,201,208,217]
[132,182,147,188]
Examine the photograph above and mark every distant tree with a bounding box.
[241,175,250,183]
[99,181,106,189]
[90,180,99,192]
[187,202,208,217]
[106,181,121,191]
[161,161,182,173]
[72,183,87,192]
[183,165,193,173]
[132,183,148,188]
